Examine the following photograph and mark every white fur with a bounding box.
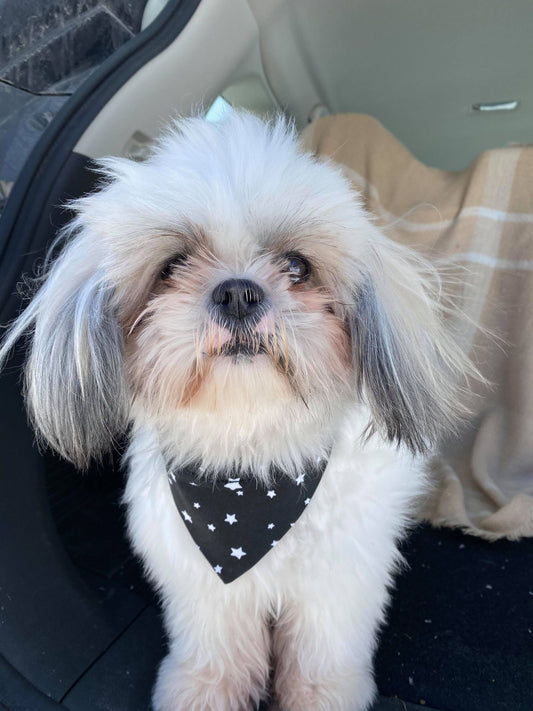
[124,413,424,711]
[0,111,475,710]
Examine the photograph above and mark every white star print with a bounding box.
[267,523,275,529]
[224,478,242,491]
[271,540,278,547]
[181,510,192,523]
[237,491,244,496]
[295,473,305,485]
[224,513,237,525]
[214,565,223,574]
[304,498,310,505]
[193,502,200,509]
[267,490,276,498]
[207,524,216,532]
[231,547,246,560]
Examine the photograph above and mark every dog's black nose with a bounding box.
[211,278,265,323]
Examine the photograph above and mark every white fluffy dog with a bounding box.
[1,112,472,711]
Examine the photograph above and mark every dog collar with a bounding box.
[167,457,328,584]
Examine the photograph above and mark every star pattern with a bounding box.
[231,547,246,560]
[167,457,328,584]
[224,478,242,491]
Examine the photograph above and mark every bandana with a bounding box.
[167,458,328,584]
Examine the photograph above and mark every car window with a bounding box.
[0,0,169,216]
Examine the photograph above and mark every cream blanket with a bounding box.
[303,114,533,540]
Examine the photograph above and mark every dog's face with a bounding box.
[125,209,354,429]
[97,115,368,471]
[124,221,356,474]
[0,112,472,471]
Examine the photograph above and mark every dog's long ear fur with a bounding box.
[352,233,473,453]
[0,235,128,469]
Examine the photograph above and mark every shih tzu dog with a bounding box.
[0,112,473,711]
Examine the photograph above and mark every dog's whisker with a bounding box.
[276,318,290,375]
[194,329,203,375]
[127,306,151,337]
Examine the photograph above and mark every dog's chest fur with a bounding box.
[123,406,425,600]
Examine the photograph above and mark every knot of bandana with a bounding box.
[167,458,328,583]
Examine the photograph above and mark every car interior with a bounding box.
[0,1,532,710]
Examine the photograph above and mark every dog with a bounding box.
[0,111,474,711]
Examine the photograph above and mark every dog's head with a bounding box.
[0,112,472,472]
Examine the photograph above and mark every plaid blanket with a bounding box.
[303,114,533,540]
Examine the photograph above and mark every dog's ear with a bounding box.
[351,233,471,453]
[0,239,128,469]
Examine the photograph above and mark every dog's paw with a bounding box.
[152,651,265,711]
[275,664,376,711]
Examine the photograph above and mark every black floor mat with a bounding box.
[375,525,533,711]
[46,453,155,603]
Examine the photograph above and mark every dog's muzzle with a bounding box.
[211,278,266,329]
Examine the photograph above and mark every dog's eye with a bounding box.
[160,254,188,281]
[283,254,311,284]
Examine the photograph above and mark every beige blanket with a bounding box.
[303,114,533,540]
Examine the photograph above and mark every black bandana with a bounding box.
[167,458,327,584]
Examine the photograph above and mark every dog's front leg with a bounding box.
[152,584,271,711]
[271,585,379,711]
